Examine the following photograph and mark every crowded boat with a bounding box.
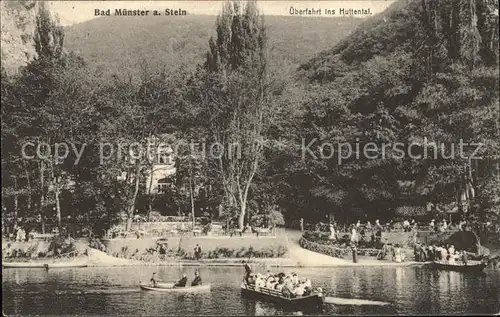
[242,265,320,299]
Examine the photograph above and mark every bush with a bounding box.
[48,236,77,257]
[299,234,383,259]
[88,237,106,252]
[199,245,288,259]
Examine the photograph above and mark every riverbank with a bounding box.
[2,248,431,268]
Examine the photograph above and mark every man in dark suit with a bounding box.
[174,273,187,287]
[194,244,202,260]
[191,270,202,286]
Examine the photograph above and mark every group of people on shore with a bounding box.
[324,220,385,246]
[378,242,406,262]
[242,261,317,298]
[413,242,469,264]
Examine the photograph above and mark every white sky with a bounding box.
[47,1,395,26]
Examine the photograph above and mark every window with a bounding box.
[157,178,169,193]
[157,153,172,165]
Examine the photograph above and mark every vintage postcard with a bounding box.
[1,0,499,315]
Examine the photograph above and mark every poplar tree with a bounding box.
[194,1,283,229]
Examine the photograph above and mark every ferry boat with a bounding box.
[240,282,324,311]
[431,260,487,273]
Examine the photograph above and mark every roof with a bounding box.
[395,205,427,217]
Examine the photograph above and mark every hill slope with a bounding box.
[63,15,363,76]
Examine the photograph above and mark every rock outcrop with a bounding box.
[1,1,63,75]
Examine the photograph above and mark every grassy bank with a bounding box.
[103,235,289,260]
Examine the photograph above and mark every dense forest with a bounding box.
[1,0,499,235]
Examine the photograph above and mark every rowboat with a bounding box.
[139,282,211,292]
[240,283,323,311]
[2,262,88,269]
[431,260,487,273]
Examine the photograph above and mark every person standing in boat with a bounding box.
[448,245,455,259]
[460,250,468,265]
[150,273,162,287]
[191,270,202,286]
[174,273,187,288]
[413,241,421,262]
[242,261,252,283]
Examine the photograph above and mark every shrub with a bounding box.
[199,245,288,259]
[48,236,77,257]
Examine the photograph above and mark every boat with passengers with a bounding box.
[431,260,487,273]
[240,269,324,311]
[241,282,324,311]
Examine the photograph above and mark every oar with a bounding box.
[324,296,390,306]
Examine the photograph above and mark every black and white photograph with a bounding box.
[1,0,499,315]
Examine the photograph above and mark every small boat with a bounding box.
[2,262,88,269]
[431,260,487,273]
[240,283,323,311]
[139,282,211,292]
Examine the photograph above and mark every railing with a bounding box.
[246,284,284,298]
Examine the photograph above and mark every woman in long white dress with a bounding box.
[329,224,337,241]
[351,227,358,245]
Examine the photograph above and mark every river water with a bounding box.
[2,265,499,315]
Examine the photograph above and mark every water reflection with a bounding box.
[3,266,499,315]
[394,267,404,297]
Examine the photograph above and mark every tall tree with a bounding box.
[190,1,285,228]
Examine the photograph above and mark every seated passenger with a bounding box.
[266,277,275,289]
[448,252,457,264]
[191,271,202,286]
[247,274,257,285]
[275,281,285,292]
[282,282,295,298]
[303,286,312,296]
[294,283,305,296]
[150,273,162,287]
[174,274,187,287]
[304,278,312,288]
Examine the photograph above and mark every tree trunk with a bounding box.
[189,176,195,227]
[49,160,62,232]
[238,203,246,230]
[39,161,46,234]
[147,166,155,222]
[471,229,482,255]
[24,161,32,212]
[126,164,141,231]
[55,185,62,231]
[13,177,19,225]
